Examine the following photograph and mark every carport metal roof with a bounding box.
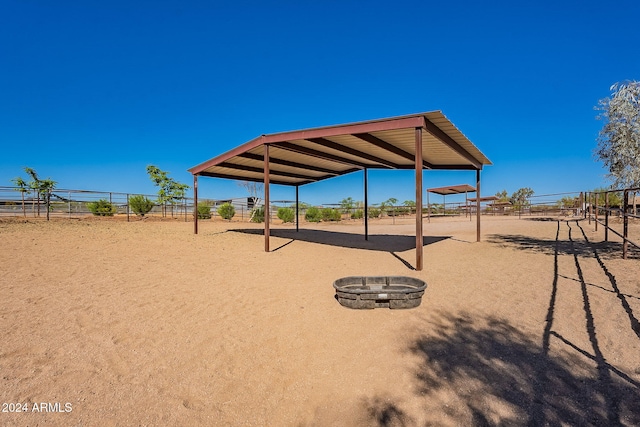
[189,111,491,183]
[189,111,491,271]
[427,184,477,196]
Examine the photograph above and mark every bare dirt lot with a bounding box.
[1,215,639,426]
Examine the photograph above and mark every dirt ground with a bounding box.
[1,214,639,426]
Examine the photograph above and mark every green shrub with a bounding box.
[305,206,322,222]
[129,195,154,216]
[368,207,381,218]
[87,199,117,216]
[277,207,295,223]
[250,206,264,223]
[321,207,341,221]
[351,209,364,219]
[197,203,211,219]
[218,202,235,220]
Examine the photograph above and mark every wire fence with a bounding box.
[0,187,191,220]
[3,185,637,260]
[0,187,590,221]
[585,187,640,259]
[0,187,294,222]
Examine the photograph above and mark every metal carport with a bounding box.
[188,111,491,271]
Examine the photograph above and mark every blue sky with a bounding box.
[1,0,638,206]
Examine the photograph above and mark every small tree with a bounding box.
[218,202,236,220]
[129,195,154,216]
[383,197,398,216]
[146,165,190,217]
[510,188,534,212]
[495,190,509,202]
[596,81,640,213]
[339,197,355,215]
[87,199,117,216]
[11,176,29,217]
[590,188,623,211]
[403,200,416,214]
[23,167,56,220]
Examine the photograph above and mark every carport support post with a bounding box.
[364,167,368,241]
[466,191,470,221]
[295,185,299,232]
[476,169,481,242]
[415,127,423,271]
[264,143,270,252]
[193,174,198,234]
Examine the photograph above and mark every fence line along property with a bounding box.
[586,187,640,259]
[0,186,611,221]
[3,184,636,260]
[0,186,281,222]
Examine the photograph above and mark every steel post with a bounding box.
[415,128,423,271]
[193,175,198,234]
[264,144,270,252]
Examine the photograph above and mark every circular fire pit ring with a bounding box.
[333,276,427,309]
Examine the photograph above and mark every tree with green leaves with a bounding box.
[590,188,623,210]
[339,197,355,214]
[146,165,190,217]
[11,176,29,217]
[495,190,509,202]
[596,81,640,212]
[510,187,534,211]
[403,200,416,215]
[23,167,56,219]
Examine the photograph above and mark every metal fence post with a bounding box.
[604,192,609,241]
[623,189,629,259]
[594,193,600,231]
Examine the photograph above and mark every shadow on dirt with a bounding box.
[230,228,450,253]
[346,219,640,426]
[398,312,640,426]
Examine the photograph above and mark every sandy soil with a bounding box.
[1,214,639,426]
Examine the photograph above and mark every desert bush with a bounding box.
[305,206,322,222]
[129,195,154,216]
[368,207,381,218]
[251,206,264,223]
[351,209,364,219]
[197,203,211,219]
[322,207,341,221]
[218,202,235,220]
[277,207,295,223]
[87,199,117,216]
